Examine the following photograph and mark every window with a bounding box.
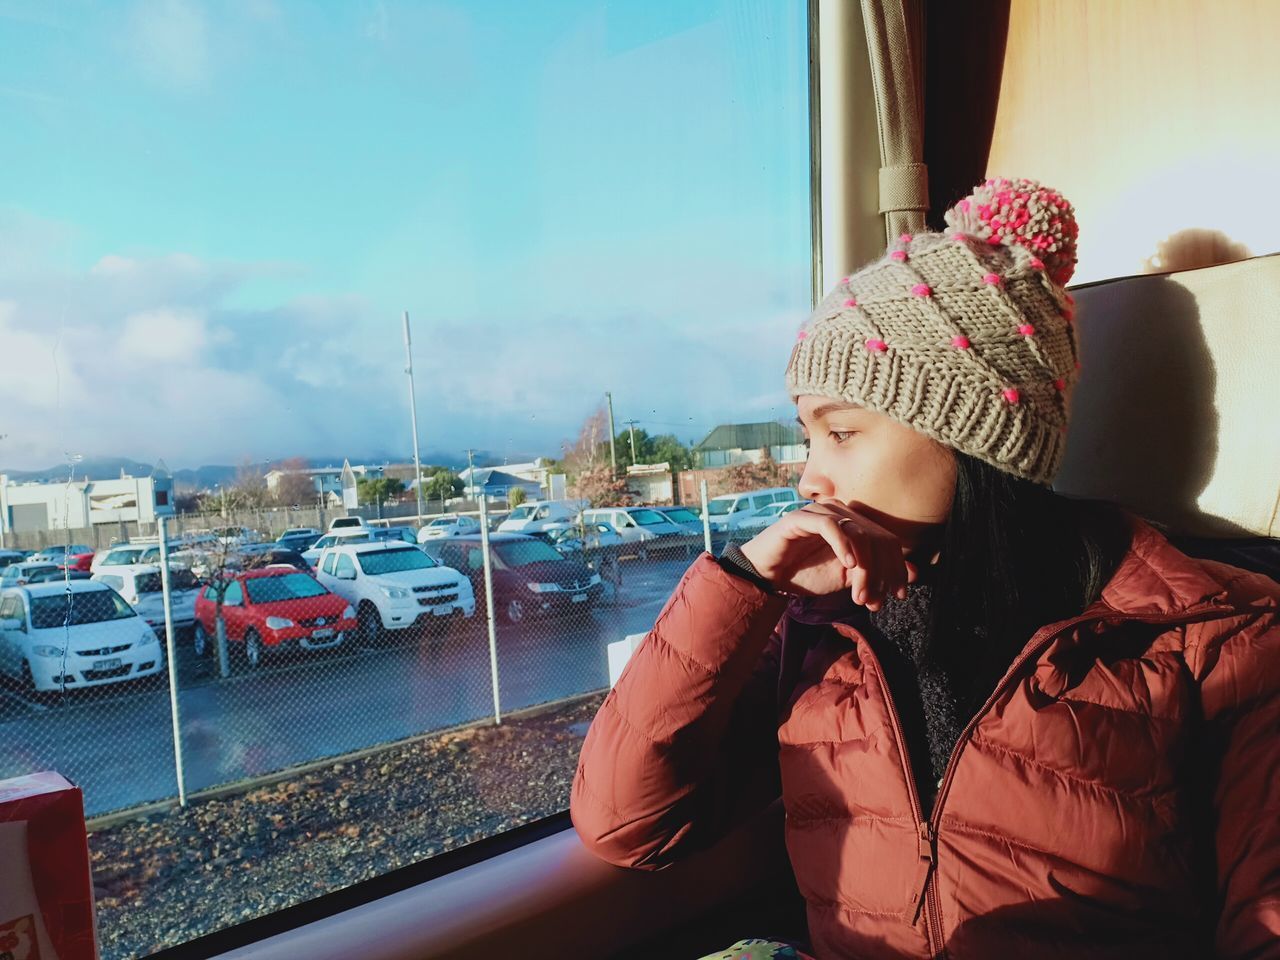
[493,540,567,567]
[631,510,668,526]
[223,581,244,606]
[2,2,811,954]
[96,575,125,591]
[335,555,356,579]
[245,573,329,604]
[664,508,700,524]
[30,590,135,629]
[356,549,434,576]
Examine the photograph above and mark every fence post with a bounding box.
[700,479,712,555]
[478,494,502,726]
[157,516,188,806]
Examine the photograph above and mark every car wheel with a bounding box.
[505,598,526,625]
[242,629,264,669]
[193,622,211,658]
[357,602,385,647]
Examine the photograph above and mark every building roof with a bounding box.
[694,421,803,452]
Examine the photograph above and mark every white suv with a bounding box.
[314,542,475,643]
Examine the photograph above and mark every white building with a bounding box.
[263,463,385,497]
[0,474,163,536]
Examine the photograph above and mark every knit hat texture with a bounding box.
[785,177,1080,485]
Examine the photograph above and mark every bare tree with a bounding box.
[272,457,316,507]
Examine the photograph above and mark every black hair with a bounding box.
[926,452,1133,707]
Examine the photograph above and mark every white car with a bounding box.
[92,564,202,633]
[705,487,801,534]
[301,530,375,566]
[0,581,165,693]
[497,500,587,535]
[417,515,482,541]
[581,507,683,556]
[313,541,475,643]
[90,542,163,574]
[735,499,811,532]
[328,516,368,533]
[0,562,61,588]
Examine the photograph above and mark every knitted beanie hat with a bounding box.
[785,177,1080,485]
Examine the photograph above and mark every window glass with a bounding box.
[631,509,667,526]
[30,590,135,628]
[335,555,356,578]
[0,3,810,955]
[223,581,244,606]
[322,553,339,576]
[245,573,329,604]
[357,549,434,576]
[494,540,566,567]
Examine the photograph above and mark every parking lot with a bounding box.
[0,555,698,817]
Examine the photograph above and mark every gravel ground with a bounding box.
[88,692,608,960]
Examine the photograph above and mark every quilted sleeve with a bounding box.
[570,552,790,870]
[1193,592,1280,957]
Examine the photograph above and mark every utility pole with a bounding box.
[624,419,640,465]
[466,448,476,503]
[605,391,618,477]
[404,311,425,523]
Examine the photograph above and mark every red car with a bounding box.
[59,552,95,573]
[192,568,357,668]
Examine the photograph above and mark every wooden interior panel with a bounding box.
[982,0,1280,283]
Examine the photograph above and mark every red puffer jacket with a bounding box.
[570,517,1280,958]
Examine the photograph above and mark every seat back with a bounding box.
[1054,253,1280,540]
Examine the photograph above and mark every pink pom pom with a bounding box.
[950,232,968,242]
[1018,324,1036,336]
[943,177,1078,284]
[797,331,808,341]
[982,273,1002,286]
[911,284,932,297]
[899,233,913,243]
[1002,388,1021,404]
[1053,378,1065,390]
[890,250,908,262]
[865,338,888,353]
[951,335,970,350]
[1029,257,1045,271]
[844,297,858,308]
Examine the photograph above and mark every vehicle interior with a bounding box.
[109,3,1272,958]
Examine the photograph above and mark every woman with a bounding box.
[570,179,1280,959]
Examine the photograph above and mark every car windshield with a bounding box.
[631,509,667,526]
[429,518,455,527]
[136,569,201,594]
[245,573,329,603]
[707,500,735,516]
[104,548,144,564]
[506,505,535,520]
[357,549,435,575]
[30,590,135,628]
[663,509,699,523]
[494,540,564,567]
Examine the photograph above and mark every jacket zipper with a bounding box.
[858,598,1232,958]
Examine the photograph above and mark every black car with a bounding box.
[422,533,602,625]
[275,532,320,553]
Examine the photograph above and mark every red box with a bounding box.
[0,772,99,960]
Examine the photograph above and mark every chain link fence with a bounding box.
[0,487,762,819]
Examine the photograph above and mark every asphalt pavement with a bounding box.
[0,555,700,817]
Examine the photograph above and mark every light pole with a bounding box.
[403,311,425,524]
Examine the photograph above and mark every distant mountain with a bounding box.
[0,449,517,490]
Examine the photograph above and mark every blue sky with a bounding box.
[0,0,810,471]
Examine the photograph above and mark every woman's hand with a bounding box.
[738,499,919,611]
